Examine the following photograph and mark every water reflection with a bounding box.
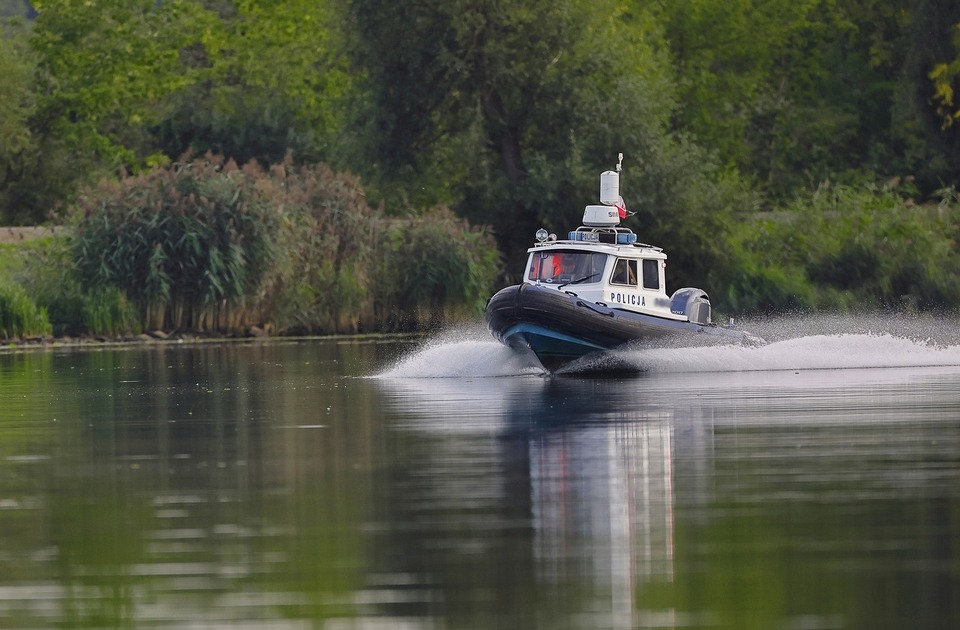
[0,341,958,628]
[0,341,401,628]
[377,366,960,629]
[376,376,697,628]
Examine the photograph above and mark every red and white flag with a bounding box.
[615,196,629,219]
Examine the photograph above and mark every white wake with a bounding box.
[376,315,960,378]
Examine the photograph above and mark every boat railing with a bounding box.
[562,225,663,250]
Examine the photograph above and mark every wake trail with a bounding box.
[376,316,960,378]
[609,333,960,374]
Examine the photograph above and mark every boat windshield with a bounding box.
[527,250,608,285]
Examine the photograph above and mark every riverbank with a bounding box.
[1,329,251,353]
[0,328,427,354]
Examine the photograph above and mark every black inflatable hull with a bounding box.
[484,283,742,371]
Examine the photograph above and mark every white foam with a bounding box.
[377,325,544,378]
[378,340,534,378]
[612,333,960,374]
[376,317,960,378]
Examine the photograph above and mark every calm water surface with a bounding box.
[1,324,959,629]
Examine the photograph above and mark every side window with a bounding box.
[642,259,660,290]
[527,253,544,280]
[611,259,637,286]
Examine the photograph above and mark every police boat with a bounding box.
[484,155,761,372]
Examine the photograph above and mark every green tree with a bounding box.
[910,0,960,192]
[153,0,352,167]
[657,0,960,200]
[29,0,212,162]
[0,21,36,223]
[654,0,822,172]
[5,0,218,223]
[930,24,960,127]
[6,1,352,223]
[344,0,754,287]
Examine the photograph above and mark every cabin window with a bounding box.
[610,259,638,286]
[528,250,606,284]
[642,259,660,290]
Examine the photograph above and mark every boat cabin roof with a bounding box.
[528,225,666,260]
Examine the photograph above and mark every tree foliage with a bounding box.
[4,0,960,318]
[657,0,960,199]
[153,0,351,167]
[655,0,823,172]
[4,0,350,224]
[0,22,36,223]
[2,0,218,222]
[29,0,207,158]
[344,0,738,271]
[931,25,960,127]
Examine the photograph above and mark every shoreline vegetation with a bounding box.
[0,156,500,345]
[4,1,960,336]
[6,156,960,346]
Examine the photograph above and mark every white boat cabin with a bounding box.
[521,158,712,325]
[523,230,686,321]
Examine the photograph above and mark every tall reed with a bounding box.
[271,164,378,333]
[0,282,52,339]
[82,287,139,337]
[72,155,282,333]
[68,155,502,336]
[375,206,500,330]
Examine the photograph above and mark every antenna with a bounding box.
[616,153,623,172]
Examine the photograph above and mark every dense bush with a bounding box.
[81,287,140,338]
[272,165,501,333]
[3,234,141,337]
[792,185,960,310]
[714,183,960,313]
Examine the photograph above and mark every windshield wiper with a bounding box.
[558,273,600,290]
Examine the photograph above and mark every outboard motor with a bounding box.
[670,288,712,325]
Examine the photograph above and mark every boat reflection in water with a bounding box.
[376,374,708,628]
[376,330,960,629]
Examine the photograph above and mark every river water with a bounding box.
[1,315,959,629]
